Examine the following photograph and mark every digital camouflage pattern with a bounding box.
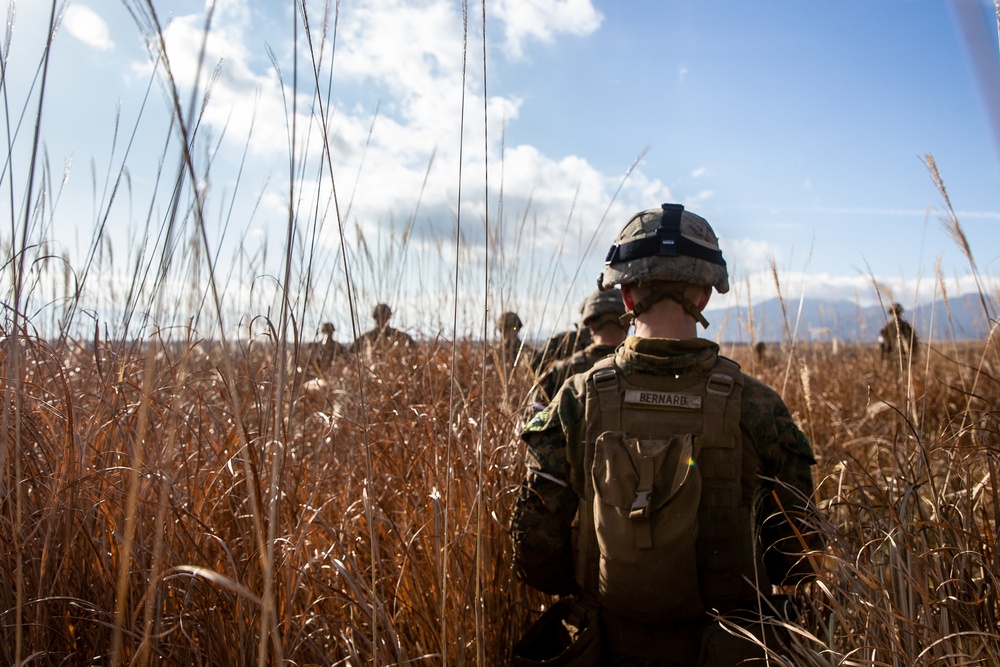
[528,290,626,405]
[530,327,592,372]
[510,336,817,663]
[580,287,627,326]
[529,343,619,408]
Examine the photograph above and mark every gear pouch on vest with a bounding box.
[592,431,705,623]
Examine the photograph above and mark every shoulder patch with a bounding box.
[522,406,558,435]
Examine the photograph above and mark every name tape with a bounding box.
[623,389,703,410]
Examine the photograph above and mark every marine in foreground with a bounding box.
[510,203,818,666]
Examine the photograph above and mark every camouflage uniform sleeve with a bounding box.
[741,376,819,585]
[510,384,585,596]
[531,359,570,407]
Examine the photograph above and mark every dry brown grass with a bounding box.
[1,332,548,665]
[728,337,1000,665]
[2,326,1000,665]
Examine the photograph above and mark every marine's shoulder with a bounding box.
[737,373,793,432]
[523,372,589,436]
[739,372,783,404]
[737,372,815,463]
[546,354,576,374]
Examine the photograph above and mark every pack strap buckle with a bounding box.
[592,367,617,393]
[630,454,656,523]
[706,372,735,396]
[629,489,651,520]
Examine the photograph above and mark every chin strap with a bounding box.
[620,282,710,329]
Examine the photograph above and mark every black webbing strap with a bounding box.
[660,202,685,231]
[604,203,725,267]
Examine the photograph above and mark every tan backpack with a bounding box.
[575,355,769,625]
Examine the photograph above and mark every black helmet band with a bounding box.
[604,203,726,268]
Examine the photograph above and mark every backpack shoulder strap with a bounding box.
[570,349,591,377]
[697,356,760,609]
[576,357,620,594]
[589,357,621,432]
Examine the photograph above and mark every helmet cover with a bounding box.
[600,203,729,294]
[580,288,626,326]
[497,311,523,332]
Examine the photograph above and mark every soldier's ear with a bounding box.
[695,285,712,311]
[620,285,635,311]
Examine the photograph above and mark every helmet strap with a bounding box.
[627,282,710,329]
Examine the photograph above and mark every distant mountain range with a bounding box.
[709,293,997,344]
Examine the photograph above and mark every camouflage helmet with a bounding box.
[599,203,729,294]
[373,303,393,320]
[580,288,626,326]
[889,303,904,316]
[497,311,522,332]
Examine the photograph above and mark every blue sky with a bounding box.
[5,0,999,340]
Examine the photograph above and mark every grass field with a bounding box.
[2,328,999,665]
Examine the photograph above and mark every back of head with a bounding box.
[373,303,392,322]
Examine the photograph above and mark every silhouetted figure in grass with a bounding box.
[879,303,918,365]
[300,322,347,396]
[753,341,767,363]
[299,322,347,384]
[497,311,534,370]
[314,322,346,369]
[351,303,415,356]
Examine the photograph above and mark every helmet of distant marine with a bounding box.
[580,288,626,326]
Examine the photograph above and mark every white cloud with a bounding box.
[123,2,632,243]
[117,0,681,307]
[720,237,774,275]
[64,4,113,51]
[691,167,707,178]
[333,0,468,97]
[491,0,603,59]
[684,190,714,210]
